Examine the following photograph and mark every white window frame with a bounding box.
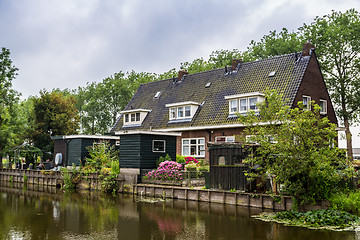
[185,106,191,117]
[182,138,205,157]
[154,91,161,99]
[319,99,327,114]
[215,136,235,142]
[229,99,238,114]
[121,109,151,126]
[169,105,192,120]
[303,95,311,110]
[152,140,166,153]
[225,92,264,115]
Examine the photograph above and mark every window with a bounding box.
[215,136,235,142]
[177,107,184,118]
[154,91,161,99]
[152,140,165,152]
[225,92,265,115]
[131,113,136,122]
[303,95,311,110]
[229,99,238,113]
[239,98,247,112]
[121,109,151,126]
[320,99,327,114]
[249,97,258,110]
[170,108,176,119]
[185,106,191,117]
[182,138,205,157]
[166,102,200,121]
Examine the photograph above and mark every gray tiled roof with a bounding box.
[111,53,310,132]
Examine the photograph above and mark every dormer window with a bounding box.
[225,92,265,116]
[166,101,200,122]
[121,109,151,126]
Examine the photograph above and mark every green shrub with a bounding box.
[23,174,28,184]
[156,154,172,166]
[101,173,118,194]
[111,160,120,174]
[176,155,186,164]
[61,165,81,190]
[330,190,360,215]
[197,165,209,172]
[185,163,197,171]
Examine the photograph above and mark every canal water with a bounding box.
[0,182,357,240]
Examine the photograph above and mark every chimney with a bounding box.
[178,69,188,82]
[231,58,242,71]
[302,40,315,56]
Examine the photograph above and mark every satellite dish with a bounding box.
[55,153,62,165]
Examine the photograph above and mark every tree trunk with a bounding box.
[344,118,353,162]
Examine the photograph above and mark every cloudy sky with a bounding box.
[0,0,359,145]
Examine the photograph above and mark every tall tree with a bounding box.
[0,47,19,168]
[244,28,303,61]
[76,71,157,134]
[239,91,345,205]
[33,90,79,159]
[301,9,360,160]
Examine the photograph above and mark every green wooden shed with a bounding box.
[51,135,119,166]
[117,130,180,173]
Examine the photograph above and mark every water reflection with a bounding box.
[0,181,357,240]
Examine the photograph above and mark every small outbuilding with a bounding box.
[115,130,181,174]
[51,135,119,167]
[208,142,255,191]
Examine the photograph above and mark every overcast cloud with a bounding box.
[1,0,358,98]
[1,0,359,146]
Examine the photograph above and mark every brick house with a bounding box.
[110,42,337,161]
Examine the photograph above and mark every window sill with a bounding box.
[122,123,142,128]
[168,118,193,123]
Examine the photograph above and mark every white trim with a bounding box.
[319,99,327,114]
[153,121,282,132]
[165,101,200,107]
[114,130,182,136]
[120,109,151,114]
[52,135,119,140]
[225,92,265,100]
[182,137,205,157]
[152,140,166,152]
[302,95,311,110]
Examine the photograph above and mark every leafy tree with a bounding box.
[32,90,79,159]
[300,9,360,161]
[76,71,156,134]
[238,90,347,206]
[76,83,110,135]
[244,28,303,61]
[0,47,20,168]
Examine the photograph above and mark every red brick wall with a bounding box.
[176,127,245,160]
[292,54,338,125]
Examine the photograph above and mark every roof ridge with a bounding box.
[139,53,298,87]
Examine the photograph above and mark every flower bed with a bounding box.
[143,161,183,182]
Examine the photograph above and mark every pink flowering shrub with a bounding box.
[144,161,183,181]
[185,156,198,164]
